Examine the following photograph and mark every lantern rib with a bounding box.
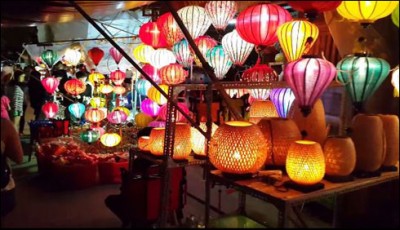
[360,57,370,102]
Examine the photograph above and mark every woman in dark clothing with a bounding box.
[27,70,47,120]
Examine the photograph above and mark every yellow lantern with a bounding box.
[90,97,106,108]
[135,112,154,128]
[149,127,166,156]
[133,44,154,64]
[100,133,121,147]
[138,136,151,151]
[114,106,130,117]
[99,84,114,94]
[248,100,279,124]
[337,1,399,26]
[277,20,319,62]
[88,71,105,84]
[113,86,126,95]
[147,84,169,105]
[392,66,399,97]
[286,140,325,186]
[172,123,192,160]
[190,122,218,158]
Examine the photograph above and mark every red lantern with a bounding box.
[87,47,104,66]
[157,102,190,122]
[157,12,184,47]
[139,22,168,49]
[41,76,60,94]
[109,47,123,65]
[288,1,342,20]
[192,36,218,60]
[64,79,86,96]
[110,69,126,86]
[42,101,59,119]
[242,64,278,100]
[142,64,161,83]
[85,108,106,123]
[159,63,188,85]
[236,3,292,47]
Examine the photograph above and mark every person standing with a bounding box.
[6,76,24,131]
[1,86,11,120]
[27,70,47,120]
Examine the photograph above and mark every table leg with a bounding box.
[278,203,290,228]
[238,192,246,215]
[332,195,339,227]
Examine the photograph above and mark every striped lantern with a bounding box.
[173,39,194,68]
[236,3,292,46]
[87,47,104,66]
[99,84,114,94]
[225,88,248,99]
[222,29,255,66]
[41,49,58,68]
[157,12,185,47]
[148,120,166,128]
[113,106,130,117]
[285,56,337,117]
[190,122,219,157]
[141,98,161,117]
[288,1,342,21]
[136,78,152,96]
[88,71,105,84]
[41,76,60,94]
[63,48,81,66]
[100,133,121,147]
[159,63,188,85]
[270,88,295,118]
[277,20,319,62]
[147,84,169,105]
[157,102,189,122]
[81,129,100,143]
[64,79,86,96]
[85,108,106,123]
[68,102,86,119]
[113,86,126,95]
[109,47,123,65]
[139,21,168,49]
[141,64,161,83]
[177,5,212,39]
[205,1,237,31]
[392,4,399,27]
[110,69,126,86]
[90,97,106,108]
[192,36,218,61]
[42,101,59,119]
[148,48,177,69]
[242,64,278,100]
[206,45,233,80]
[107,109,128,124]
[133,44,154,64]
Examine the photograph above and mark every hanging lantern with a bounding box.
[173,39,194,68]
[148,120,166,128]
[236,3,292,47]
[147,84,169,105]
[221,29,255,66]
[139,21,168,49]
[392,66,399,97]
[286,140,325,186]
[41,76,60,94]
[113,106,130,117]
[107,110,128,124]
[248,100,279,124]
[336,54,390,112]
[135,112,154,128]
[138,136,151,151]
[91,125,105,136]
[99,84,114,94]
[269,88,295,119]
[191,122,218,157]
[225,88,248,99]
[110,69,126,86]
[337,1,399,27]
[159,63,188,85]
[177,5,212,39]
[109,47,123,65]
[288,1,342,21]
[63,48,82,66]
[141,64,161,83]
[42,101,59,119]
[113,86,126,95]
[285,56,337,117]
[90,97,106,108]
[392,4,399,27]
[206,45,233,80]
[85,108,106,123]
[149,127,166,156]
[140,98,161,117]
[205,1,237,31]
[192,36,218,61]
[148,48,177,69]
[277,20,319,62]
[68,102,86,119]
[136,78,152,96]
[41,50,58,68]
[157,102,189,122]
[133,44,155,64]
[88,47,104,66]
[157,12,185,47]
[209,121,268,175]
[100,133,121,147]
[88,71,105,84]
[64,79,86,96]
[242,64,278,100]
[172,123,192,160]
[81,129,100,143]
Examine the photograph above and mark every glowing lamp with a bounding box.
[99,84,114,94]
[90,97,106,108]
[392,66,399,97]
[205,1,237,31]
[63,48,82,66]
[139,21,168,49]
[113,106,130,116]
[149,127,166,156]
[286,140,325,186]
[392,5,399,27]
[107,110,128,124]
[157,102,189,122]
[242,64,278,100]
[85,108,106,123]
[42,101,59,119]
[177,5,212,39]
[41,76,60,94]
[206,45,233,80]
[100,133,121,147]
[136,78,152,96]
[159,63,188,85]
[269,88,295,118]
[190,122,218,157]
[147,84,169,105]
[135,112,154,128]
[138,136,151,151]
[140,98,160,117]
[173,39,194,68]
[209,121,268,175]
[88,71,105,84]
[141,64,161,83]
[113,86,126,95]
[41,49,58,68]
[110,69,126,86]
[133,44,155,64]
[109,47,123,65]
[156,12,185,47]
[221,29,255,66]
[87,47,104,66]
[193,36,218,62]
[288,1,342,21]
[148,48,177,69]
[81,129,100,143]
[68,102,86,119]
[91,125,105,136]
[248,100,279,124]
[172,123,193,160]
[64,79,86,96]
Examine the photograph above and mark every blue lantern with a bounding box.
[270,88,295,118]
[68,102,86,119]
[136,78,152,97]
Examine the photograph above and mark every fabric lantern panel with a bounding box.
[148,48,177,69]
[139,21,168,49]
[107,110,128,124]
[222,29,255,66]
[81,129,100,143]
[41,76,60,94]
[109,47,123,65]
[141,64,161,83]
[41,49,58,68]
[177,5,212,40]
[133,44,154,64]
[68,102,86,119]
[323,136,356,177]
[147,84,169,105]
[136,78,152,96]
[85,108,106,123]
[206,45,233,80]
[42,101,59,119]
[138,136,151,151]
[159,63,188,85]
[100,133,121,147]
[157,12,185,47]
[173,39,194,68]
[157,102,189,122]
[63,48,82,66]
[141,98,161,117]
[64,79,86,96]
[88,47,104,66]
[269,88,295,119]
[110,69,126,86]
[192,36,218,62]
[205,1,237,31]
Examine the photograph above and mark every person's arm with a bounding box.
[3,119,24,164]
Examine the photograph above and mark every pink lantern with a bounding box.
[242,63,278,100]
[222,29,255,66]
[236,3,292,47]
[91,125,105,136]
[284,56,337,116]
[41,76,60,94]
[157,102,190,122]
[192,36,218,60]
[107,109,128,124]
[109,47,123,65]
[205,1,237,31]
[148,48,177,69]
[110,69,126,86]
[159,63,188,85]
[172,39,194,68]
[157,12,185,47]
[141,64,161,83]
[139,22,168,49]
[42,101,59,119]
[141,98,161,117]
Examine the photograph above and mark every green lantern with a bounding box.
[392,5,399,28]
[80,129,100,143]
[41,49,58,68]
[337,53,390,113]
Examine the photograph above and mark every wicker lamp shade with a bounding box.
[209,121,268,175]
[286,140,325,186]
[85,108,106,123]
[149,127,166,156]
[148,48,177,69]
[270,88,295,119]
[147,84,169,105]
[157,12,185,47]
[190,122,218,157]
[134,112,154,128]
[173,39,194,68]
[138,136,151,151]
[392,67,399,97]
[133,44,154,64]
[177,5,212,40]
[323,136,356,177]
[248,100,279,124]
[205,1,237,31]
[172,123,192,160]
[221,29,255,66]
[42,101,59,119]
[100,133,121,147]
[378,114,399,167]
[206,45,233,80]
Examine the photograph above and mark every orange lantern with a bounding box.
[149,127,166,156]
[159,63,188,85]
[147,84,169,105]
[248,100,279,124]
[138,136,151,151]
[85,108,106,123]
[191,122,218,158]
[64,79,86,96]
[100,132,121,147]
[135,112,154,128]
[172,123,192,160]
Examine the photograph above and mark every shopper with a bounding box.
[1,86,11,120]
[6,75,24,131]
[27,70,47,120]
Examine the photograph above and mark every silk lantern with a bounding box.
[177,5,212,39]
[85,108,106,123]
[248,100,279,124]
[113,106,130,117]
[133,44,154,64]
[141,98,160,117]
[64,79,86,96]
[138,136,151,151]
[147,84,169,105]
[288,1,342,21]
[100,84,114,95]
[107,109,128,124]
[88,47,104,66]
[157,102,189,122]
[236,3,292,47]
[337,1,399,27]
[277,20,319,62]
[206,45,233,80]
[159,63,188,85]
[193,36,218,61]
[42,101,59,119]
[336,54,390,112]
[91,125,105,136]
[141,64,161,83]
[88,71,105,84]
[41,49,58,68]
[100,132,121,147]
[284,56,337,117]
[81,129,100,143]
[286,140,325,186]
[135,112,154,128]
[222,29,255,66]
[149,127,166,156]
[191,122,218,158]
[157,12,185,47]
[172,123,192,160]
[113,86,126,95]
[209,121,268,176]
[41,76,60,94]
[173,39,194,68]
[148,120,166,128]
[392,66,399,97]
[205,1,237,31]
[242,64,278,100]
[110,69,126,86]
[148,48,176,69]
[63,48,82,66]
[90,97,106,108]
[225,88,248,99]
[68,102,86,119]
[392,5,399,27]
[270,88,295,119]
[136,78,152,96]
[139,21,168,49]
[109,47,123,65]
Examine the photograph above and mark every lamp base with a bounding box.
[380,165,398,172]
[353,170,381,178]
[284,181,324,193]
[324,174,354,183]
[193,154,208,160]
[222,172,255,180]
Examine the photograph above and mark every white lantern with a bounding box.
[148,48,177,69]
[177,5,212,39]
[205,1,237,31]
[206,45,233,80]
[392,66,399,97]
[222,29,255,66]
[63,48,82,66]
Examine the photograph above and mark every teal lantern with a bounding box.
[41,49,58,68]
[337,53,390,113]
[392,5,399,28]
[68,102,86,119]
[80,129,100,143]
[206,45,233,80]
[135,78,152,96]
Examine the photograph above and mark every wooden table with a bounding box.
[209,169,399,228]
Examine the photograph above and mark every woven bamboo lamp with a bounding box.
[209,121,268,177]
[149,127,166,156]
[138,136,151,152]
[248,100,279,124]
[172,123,192,160]
[378,114,399,171]
[190,122,218,158]
[323,136,356,180]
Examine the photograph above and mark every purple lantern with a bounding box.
[269,88,295,118]
[284,56,336,116]
[141,98,160,117]
[107,109,128,124]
